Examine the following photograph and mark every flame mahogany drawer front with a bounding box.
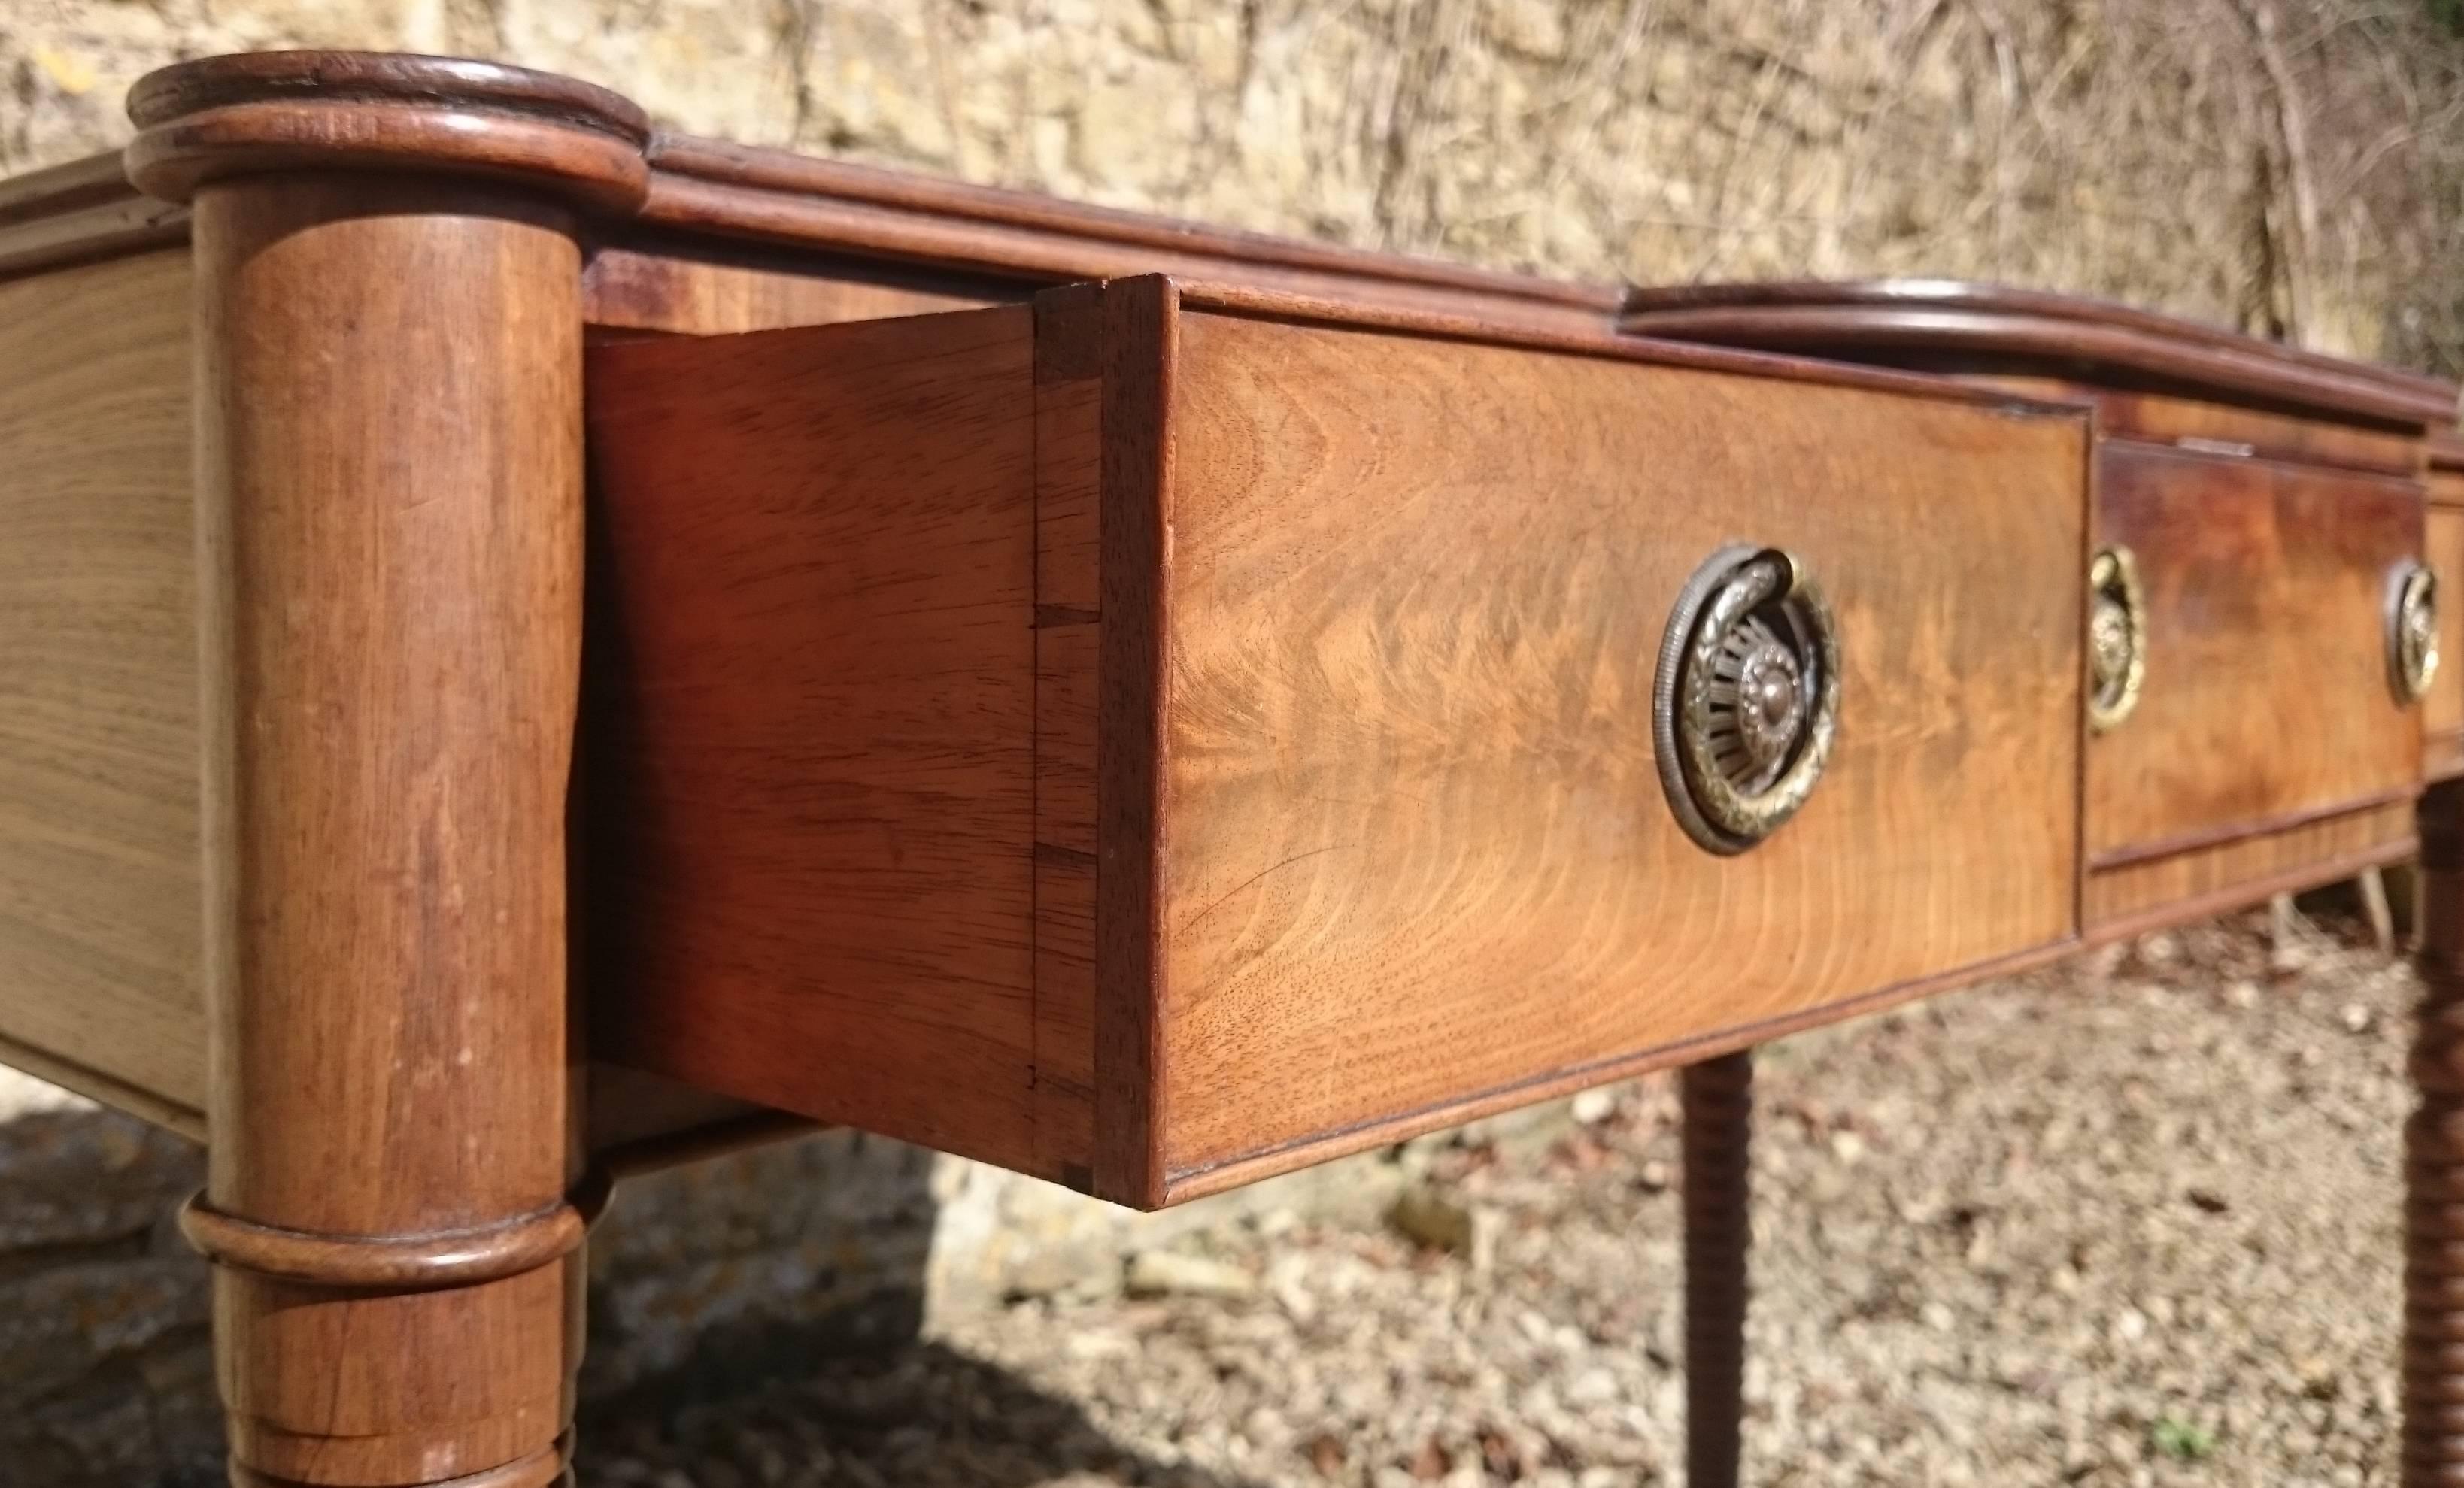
[2085,444,2424,885]
[584,277,2089,1207]
[1623,282,2456,933]
[2431,435,2464,780]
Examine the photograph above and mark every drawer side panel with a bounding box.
[583,306,1054,1174]
[0,249,205,1133]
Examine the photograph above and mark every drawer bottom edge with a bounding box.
[2084,801,2417,941]
[2430,729,2464,782]
[1158,935,2084,1208]
[0,1027,205,1141]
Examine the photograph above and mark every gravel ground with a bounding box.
[585,909,2410,1487]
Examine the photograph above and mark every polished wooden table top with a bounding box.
[0,46,2457,1488]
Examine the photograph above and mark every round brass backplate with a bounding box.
[2390,560,2441,705]
[1652,545,1840,856]
[2086,545,2147,734]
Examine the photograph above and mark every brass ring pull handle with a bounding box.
[2086,545,2147,734]
[2390,560,2441,705]
[1654,544,1841,856]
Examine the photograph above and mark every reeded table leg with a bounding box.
[183,172,589,1487]
[1683,1050,1753,1488]
[2411,783,2464,1483]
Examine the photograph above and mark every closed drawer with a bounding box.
[2428,452,2464,779]
[2083,443,2423,926]
[583,278,2088,1207]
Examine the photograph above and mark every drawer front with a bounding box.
[2086,443,2422,868]
[1142,301,2086,1193]
[1986,377,2427,478]
[583,282,2089,1209]
[2429,491,2464,778]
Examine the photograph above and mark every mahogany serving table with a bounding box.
[0,50,2457,1487]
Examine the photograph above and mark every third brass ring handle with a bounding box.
[1653,545,1840,856]
[2086,545,2147,734]
[2390,561,2441,706]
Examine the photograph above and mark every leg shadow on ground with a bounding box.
[581,1332,1270,1487]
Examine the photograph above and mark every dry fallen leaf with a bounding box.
[1304,1432,1346,1476]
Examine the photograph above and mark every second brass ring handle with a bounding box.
[2390,561,2441,705]
[1653,544,1840,856]
[2086,545,2147,733]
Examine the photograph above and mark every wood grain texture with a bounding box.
[1031,283,1107,1189]
[584,1065,781,1161]
[0,1030,201,1140]
[639,135,1617,334]
[2435,442,2464,780]
[194,174,585,1487]
[1628,276,2429,368]
[1151,303,2087,1189]
[0,151,190,283]
[2435,432,2464,487]
[2429,505,2464,778]
[0,207,834,1167]
[1091,279,1178,1205]
[651,137,1615,311]
[126,52,651,213]
[574,281,2092,1207]
[0,249,205,1129]
[2083,799,2417,935]
[576,235,1000,1166]
[1622,278,2457,429]
[1988,374,2426,477]
[583,238,992,335]
[2086,443,2423,862]
[2431,732,2464,784]
[96,47,1619,335]
[1178,280,2085,414]
[582,306,1050,1176]
[1159,940,2089,1207]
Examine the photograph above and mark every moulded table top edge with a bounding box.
[0,46,2449,434]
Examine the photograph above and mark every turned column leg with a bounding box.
[1682,1050,1753,1488]
[184,174,587,1487]
[2411,783,2464,1484]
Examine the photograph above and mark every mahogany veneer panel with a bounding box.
[2432,453,2464,780]
[2430,727,2464,785]
[1989,375,2426,478]
[2085,443,2422,871]
[1619,279,2456,431]
[1622,286,2450,929]
[584,277,2088,1205]
[2084,799,2416,937]
[0,249,204,1135]
[2428,505,2464,779]
[1139,300,2083,1196]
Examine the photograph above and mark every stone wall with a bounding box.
[2,2,2461,1483]
[12,1,2462,370]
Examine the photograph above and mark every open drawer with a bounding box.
[581,277,2089,1207]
